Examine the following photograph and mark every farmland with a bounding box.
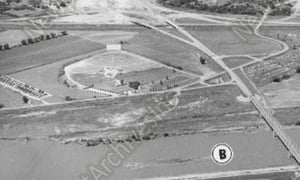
[186,26,281,56]
[0,36,105,74]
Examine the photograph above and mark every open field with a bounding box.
[0,36,105,75]
[0,85,261,141]
[69,31,139,45]
[275,107,300,126]
[11,50,108,103]
[223,56,254,69]
[0,131,295,180]
[261,74,300,108]
[186,26,281,56]
[123,29,224,76]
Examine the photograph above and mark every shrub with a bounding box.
[61,31,68,36]
[40,34,45,41]
[50,32,57,38]
[60,2,66,7]
[21,39,28,45]
[297,66,300,73]
[22,96,29,104]
[3,43,10,50]
[27,38,34,44]
[0,45,2,51]
[282,74,290,80]
[129,81,141,90]
[65,96,73,101]
[45,34,51,40]
[0,104,5,109]
[272,77,281,83]
[200,56,207,64]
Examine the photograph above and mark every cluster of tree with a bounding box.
[159,0,292,16]
[297,66,300,73]
[129,81,141,90]
[0,2,10,13]
[272,73,291,83]
[22,96,29,104]
[0,43,10,51]
[20,31,68,46]
[65,96,76,101]
[269,4,292,16]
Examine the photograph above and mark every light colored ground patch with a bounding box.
[99,108,146,127]
[69,31,138,45]
[66,51,161,75]
[53,10,131,24]
[261,74,300,108]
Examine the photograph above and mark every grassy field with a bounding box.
[0,36,105,74]
[0,85,260,141]
[0,85,42,108]
[69,31,139,45]
[123,29,224,76]
[186,26,281,56]
[261,74,300,109]
[275,107,300,126]
[223,56,254,68]
[11,50,107,103]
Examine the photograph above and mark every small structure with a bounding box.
[106,44,121,51]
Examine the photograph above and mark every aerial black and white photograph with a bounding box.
[1,0,300,179]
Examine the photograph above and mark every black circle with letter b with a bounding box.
[211,143,233,165]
